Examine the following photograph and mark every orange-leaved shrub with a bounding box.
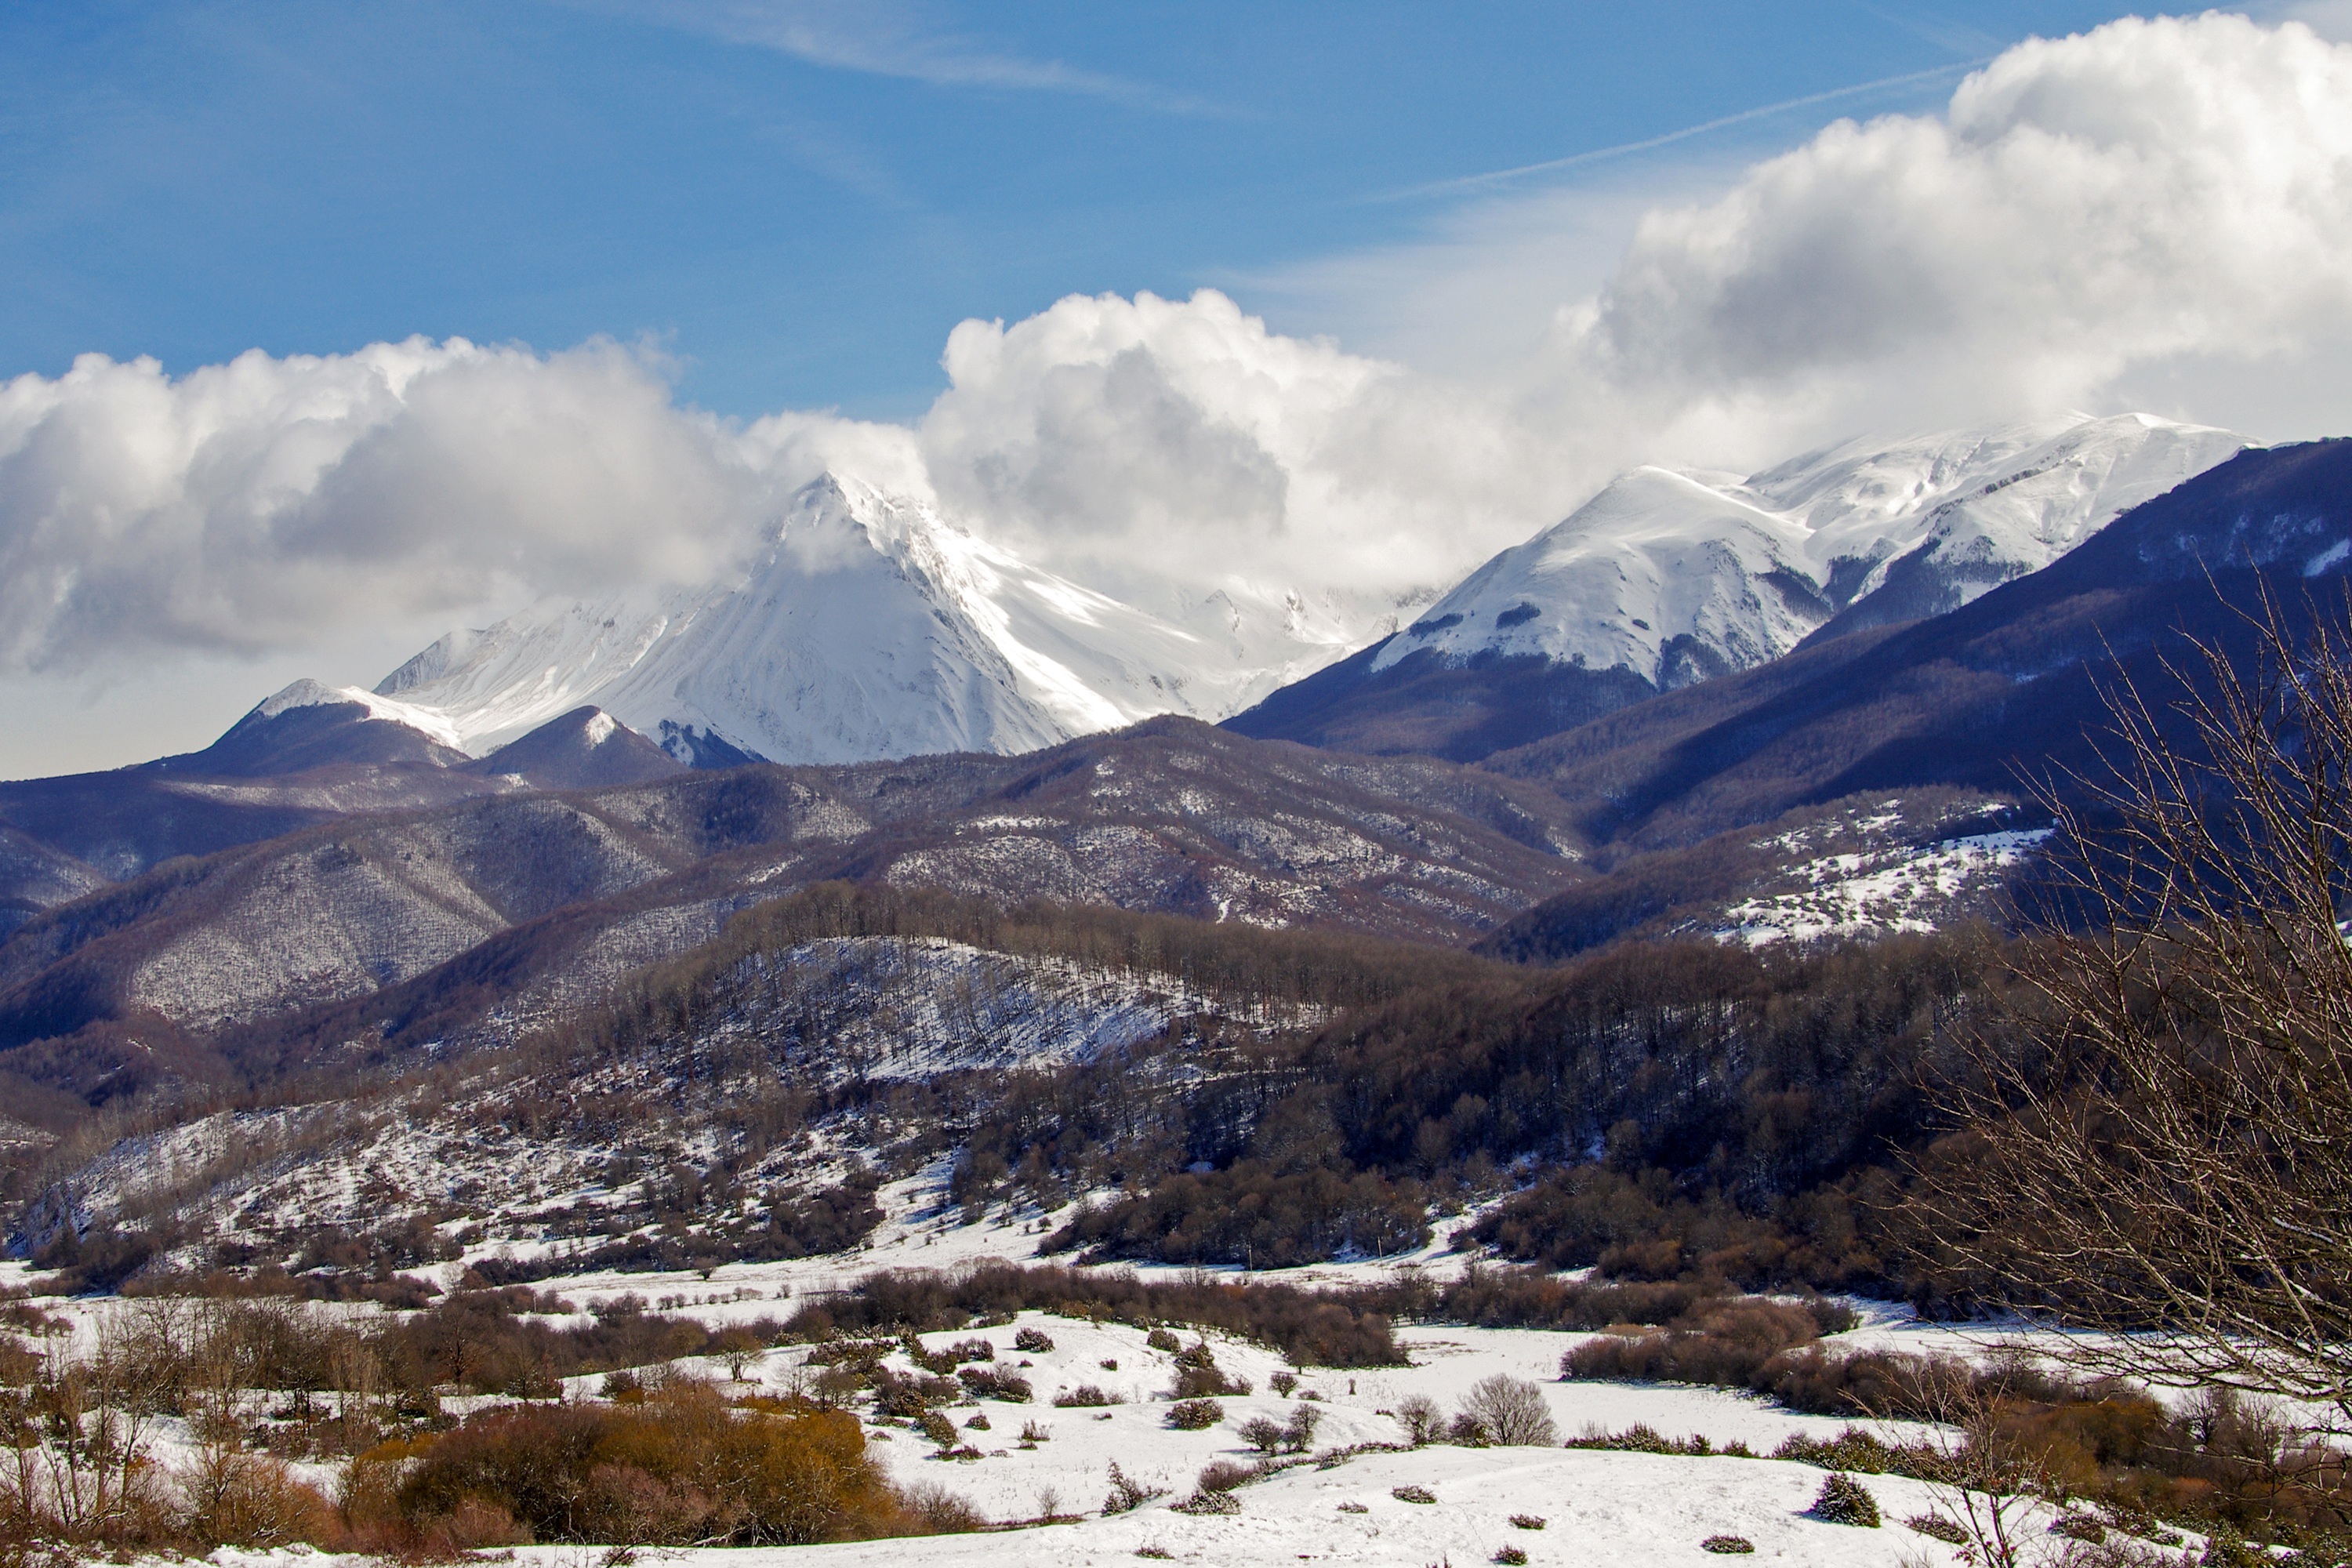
[364,1384,969,1548]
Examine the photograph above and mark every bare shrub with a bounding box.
[1279,1402,1322,1453]
[1196,1460,1254,1494]
[956,1365,1033,1402]
[1915,593,2352,1426]
[898,1480,985,1533]
[1239,1415,1287,1455]
[1168,1341,1250,1399]
[1166,1398,1224,1430]
[1455,1374,1559,1446]
[1101,1461,1166,1515]
[180,1450,338,1549]
[1907,1513,1969,1544]
[1393,1392,1444,1445]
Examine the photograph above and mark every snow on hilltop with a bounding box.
[249,678,469,752]
[292,416,2243,771]
[372,475,1360,767]
[1377,412,2248,690]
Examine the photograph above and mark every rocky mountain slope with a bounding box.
[1477,437,2352,958]
[0,718,1588,1146]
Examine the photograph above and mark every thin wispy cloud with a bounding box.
[595,0,1229,115]
[1840,0,2005,60]
[1384,60,1984,201]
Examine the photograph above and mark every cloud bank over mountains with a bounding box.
[5,13,2350,681]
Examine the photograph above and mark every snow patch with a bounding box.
[1719,829,2053,946]
[253,679,467,751]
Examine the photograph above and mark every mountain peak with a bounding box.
[1234,412,2250,760]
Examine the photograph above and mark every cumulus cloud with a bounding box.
[0,338,914,673]
[915,289,1557,605]
[906,14,2352,597]
[5,13,2352,682]
[1573,12,2352,453]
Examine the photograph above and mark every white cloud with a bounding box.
[6,12,2352,710]
[0,337,902,675]
[1569,12,2352,456]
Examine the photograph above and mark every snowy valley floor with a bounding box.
[4,1163,2169,1566]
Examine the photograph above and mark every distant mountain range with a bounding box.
[78,411,2248,785]
[1,419,2348,1186]
[1227,413,2247,760]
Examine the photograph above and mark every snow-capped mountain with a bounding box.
[371,476,1362,767]
[1377,413,2248,686]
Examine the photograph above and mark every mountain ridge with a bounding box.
[1229,413,2247,760]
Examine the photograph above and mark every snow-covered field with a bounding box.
[216,1446,1976,1568]
[0,1156,2231,1567]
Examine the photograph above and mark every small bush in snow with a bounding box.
[1269,1370,1298,1396]
[1906,1514,1969,1544]
[1018,1419,1050,1443]
[1053,1384,1120,1408]
[917,1410,958,1446]
[1135,1545,1173,1559]
[1014,1327,1054,1353]
[1102,1461,1167,1515]
[956,1365,1033,1402]
[1566,1423,1711,1456]
[1279,1401,1322,1453]
[1172,1364,1251,1399]
[1171,1490,1240,1516]
[1337,1501,1369,1514]
[964,1412,989,1431]
[1807,1473,1881,1528]
[1166,1398,1225,1430]
[1493,1548,1528,1565]
[1196,1460,1254,1494]
[1239,1415,1287,1454]
[1701,1536,1755,1554]
[1147,1327,1181,1352]
[1101,1358,1120,1370]
[1392,1485,1436,1504]
[1508,1514,1545,1530]
[1393,1393,1443,1446]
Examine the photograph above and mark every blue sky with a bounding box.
[2,1,2132,420]
[9,1,2351,779]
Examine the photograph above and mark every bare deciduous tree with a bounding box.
[1914,591,2352,1426]
[1455,1374,1559,1447]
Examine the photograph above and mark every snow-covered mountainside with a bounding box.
[210,416,2238,775]
[369,476,1360,767]
[1376,413,2246,689]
